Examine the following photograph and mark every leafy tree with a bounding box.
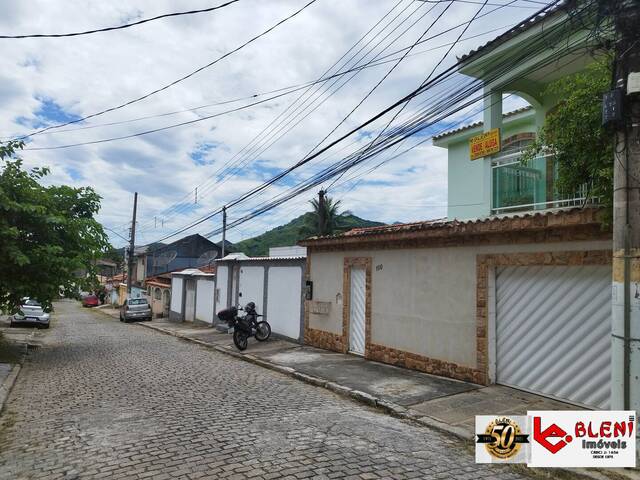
[103,245,125,272]
[0,141,109,311]
[299,193,352,237]
[525,58,613,221]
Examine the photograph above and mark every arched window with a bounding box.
[154,288,162,300]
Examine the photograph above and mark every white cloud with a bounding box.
[0,0,538,247]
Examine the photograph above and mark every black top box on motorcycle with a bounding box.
[217,306,237,322]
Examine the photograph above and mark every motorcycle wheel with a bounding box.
[255,321,271,342]
[233,329,248,351]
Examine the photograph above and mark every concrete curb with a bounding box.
[132,322,483,440]
[130,321,634,480]
[0,364,21,415]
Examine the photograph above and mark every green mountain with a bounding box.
[232,213,385,257]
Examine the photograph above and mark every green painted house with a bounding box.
[433,1,600,220]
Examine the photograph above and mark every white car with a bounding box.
[12,299,50,329]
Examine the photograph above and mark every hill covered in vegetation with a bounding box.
[232,213,384,257]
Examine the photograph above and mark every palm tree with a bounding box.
[299,192,349,237]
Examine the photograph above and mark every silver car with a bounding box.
[12,299,50,329]
[119,298,152,322]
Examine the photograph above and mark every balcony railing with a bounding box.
[491,152,596,214]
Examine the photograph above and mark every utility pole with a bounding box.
[221,206,227,258]
[318,189,326,236]
[126,192,138,297]
[609,0,640,416]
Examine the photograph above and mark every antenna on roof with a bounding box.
[197,250,219,268]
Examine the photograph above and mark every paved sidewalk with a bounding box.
[102,313,579,440]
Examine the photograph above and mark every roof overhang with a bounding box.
[300,208,609,251]
[458,1,600,94]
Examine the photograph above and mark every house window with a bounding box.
[154,288,162,300]
[491,133,592,214]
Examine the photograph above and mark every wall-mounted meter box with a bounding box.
[628,72,640,95]
[602,88,623,126]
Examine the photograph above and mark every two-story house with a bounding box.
[300,2,613,410]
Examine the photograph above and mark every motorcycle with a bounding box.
[217,302,271,351]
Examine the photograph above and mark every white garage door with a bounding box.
[215,265,229,313]
[238,266,264,313]
[184,279,196,322]
[267,267,302,340]
[170,277,183,314]
[495,265,611,409]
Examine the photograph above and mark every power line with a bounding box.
[13,0,320,141]
[130,0,423,232]
[133,3,521,232]
[123,0,592,246]
[326,0,491,192]
[0,1,240,39]
[22,85,312,151]
[198,9,598,239]
[8,21,515,143]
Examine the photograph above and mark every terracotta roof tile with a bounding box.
[299,207,605,247]
[432,106,533,141]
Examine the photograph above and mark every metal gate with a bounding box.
[349,267,366,355]
[495,264,611,409]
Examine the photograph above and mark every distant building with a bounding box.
[147,234,221,278]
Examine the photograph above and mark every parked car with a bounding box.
[82,294,99,307]
[119,298,151,323]
[11,299,50,329]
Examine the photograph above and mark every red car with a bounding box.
[82,294,99,307]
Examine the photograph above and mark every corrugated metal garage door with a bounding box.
[496,265,611,409]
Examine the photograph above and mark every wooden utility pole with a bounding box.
[221,206,227,258]
[318,189,326,236]
[609,0,640,414]
[126,192,138,296]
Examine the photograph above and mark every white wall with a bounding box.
[215,265,229,313]
[238,266,264,312]
[308,240,612,369]
[269,246,307,257]
[267,267,302,340]
[170,276,183,313]
[195,278,215,324]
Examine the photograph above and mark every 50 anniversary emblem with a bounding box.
[475,416,530,463]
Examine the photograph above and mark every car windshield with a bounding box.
[24,299,41,307]
[128,299,148,305]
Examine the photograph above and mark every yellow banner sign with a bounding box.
[469,128,501,160]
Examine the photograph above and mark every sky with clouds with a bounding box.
[0,0,539,248]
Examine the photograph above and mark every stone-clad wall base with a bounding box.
[304,327,346,353]
[367,343,485,385]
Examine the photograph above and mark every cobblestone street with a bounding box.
[0,301,534,480]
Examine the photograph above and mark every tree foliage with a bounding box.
[525,58,613,220]
[299,194,353,237]
[0,141,109,311]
